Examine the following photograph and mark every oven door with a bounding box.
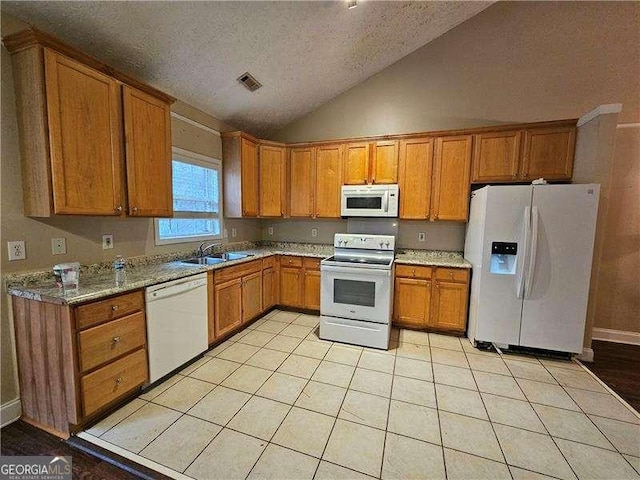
[321,264,392,324]
[341,190,389,217]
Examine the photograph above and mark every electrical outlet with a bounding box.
[223,228,228,238]
[7,241,26,261]
[51,237,67,255]
[102,234,114,250]
[231,228,237,238]
[418,232,426,242]
[268,227,274,236]
[311,228,318,238]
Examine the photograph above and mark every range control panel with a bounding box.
[334,234,396,251]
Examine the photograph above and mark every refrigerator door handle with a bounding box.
[524,206,539,299]
[516,206,530,299]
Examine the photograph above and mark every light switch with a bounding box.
[311,228,318,238]
[268,227,274,236]
[418,232,426,242]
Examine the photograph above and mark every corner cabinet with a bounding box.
[221,132,259,217]
[279,256,321,309]
[4,29,175,217]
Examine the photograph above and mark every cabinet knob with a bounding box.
[449,272,454,279]
[112,336,121,344]
[116,205,123,212]
[434,214,439,220]
[436,282,440,289]
[131,206,138,213]
[115,377,123,385]
[111,305,119,311]
[412,269,416,276]
[512,173,518,178]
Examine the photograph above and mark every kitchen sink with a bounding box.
[181,252,253,265]
[210,252,253,261]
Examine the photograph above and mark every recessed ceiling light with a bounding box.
[348,0,357,9]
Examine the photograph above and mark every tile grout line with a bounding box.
[428,335,450,480]
[376,335,398,479]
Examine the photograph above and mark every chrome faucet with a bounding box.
[197,241,221,257]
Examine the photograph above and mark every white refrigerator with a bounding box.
[464,184,600,354]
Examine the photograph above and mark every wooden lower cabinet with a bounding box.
[279,256,321,309]
[304,270,321,310]
[262,267,277,310]
[242,272,263,322]
[393,266,470,334]
[214,278,243,338]
[280,266,303,307]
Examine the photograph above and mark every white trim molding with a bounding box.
[1,397,21,427]
[592,328,640,346]
[577,347,594,363]
[577,103,623,127]
[170,111,221,136]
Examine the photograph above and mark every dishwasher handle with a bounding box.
[146,276,207,302]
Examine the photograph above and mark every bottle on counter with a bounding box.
[114,255,127,286]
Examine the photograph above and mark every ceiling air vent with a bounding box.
[237,72,262,92]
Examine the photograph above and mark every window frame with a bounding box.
[154,147,224,246]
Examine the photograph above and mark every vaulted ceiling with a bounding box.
[2,1,492,135]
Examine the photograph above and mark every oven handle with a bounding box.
[320,265,392,277]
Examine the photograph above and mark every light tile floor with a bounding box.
[82,309,640,480]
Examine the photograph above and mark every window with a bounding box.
[154,147,223,245]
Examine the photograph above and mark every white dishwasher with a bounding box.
[145,273,208,383]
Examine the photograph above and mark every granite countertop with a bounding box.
[5,242,469,306]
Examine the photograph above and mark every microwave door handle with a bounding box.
[383,191,389,213]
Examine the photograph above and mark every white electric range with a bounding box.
[319,233,395,349]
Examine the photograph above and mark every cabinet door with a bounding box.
[432,135,472,221]
[241,138,259,216]
[315,144,343,218]
[372,141,399,184]
[399,138,432,219]
[207,272,215,345]
[259,144,285,217]
[343,142,370,185]
[214,278,242,338]
[393,277,431,329]
[242,272,263,322]
[289,147,315,217]
[123,86,173,217]
[44,49,124,215]
[262,268,276,311]
[303,270,321,310]
[280,267,303,307]
[521,127,575,181]
[471,131,521,183]
[431,280,469,333]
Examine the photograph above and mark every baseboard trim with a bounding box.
[1,398,21,427]
[577,347,594,363]
[592,328,640,346]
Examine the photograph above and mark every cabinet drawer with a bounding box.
[395,264,432,279]
[76,290,144,330]
[280,256,303,268]
[78,311,146,373]
[215,259,262,283]
[434,268,469,283]
[303,258,321,270]
[262,256,276,270]
[81,348,147,416]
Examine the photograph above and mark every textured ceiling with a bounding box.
[2,1,492,135]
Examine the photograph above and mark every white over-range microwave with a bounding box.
[340,184,399,217]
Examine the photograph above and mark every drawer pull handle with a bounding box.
[115,377,123,385]
[112,305,119,311]
[412,269,416,276]
[112,336,121,344]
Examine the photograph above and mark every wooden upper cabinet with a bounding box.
[222,133,259,218]
[372,141,399,184]
[289,147,315,217]
[315,144,343,218]
[471,131,521,183]
[259,144,286,217]
[44,49,124,216]
[241,138,259,216]
[399,138,433,219]
[123,86,173,217]
[343,142,370,185]
[522,127,575,181]
[432,135,472,221]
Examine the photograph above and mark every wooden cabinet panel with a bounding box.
[399,138,432,219]
[472,131,521,183]
[241,138,259,216]
[214,278,242,338]
[207,272,215,345]
[522,127,575,180]
[393,278,431,329]
[431,280,469,332]
[81,348,147,416]
[304,270,321,310]
[75,290,144,330]
[344,142,370,185]
[280,267,303,307]
[214,259,262,284]
[44,48,124,215]
[372,141,399,184]
[315,144,343,218]
[78,312,146,373]
[123,85,173,217]
[395,264,432,280]
[242,272,263,322]
[432,135,472,221]
[434,267,469,283]
[262,267,276,311]
[289,147,315,217]
[259,144,286,217]
[303,258,321,270]
[280,256,303,268]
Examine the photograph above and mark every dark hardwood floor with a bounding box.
[583,340,640,412]
[0,420,169,480]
